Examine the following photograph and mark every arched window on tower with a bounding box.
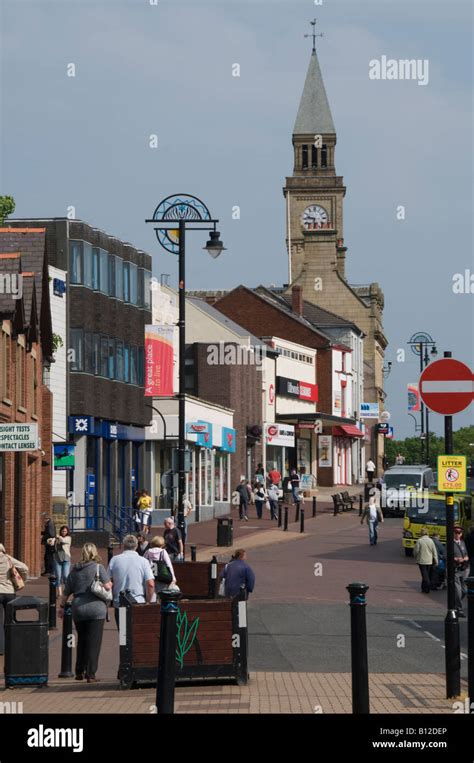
[302,145,308,169]
[311,145,318,168]
[321,145,328,168]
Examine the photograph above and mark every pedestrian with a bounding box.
[360,496,384,545]
[254,482,267,519]
[365,459,376,484]
[413,528,438,594]
[41,513,56,576]
[255,463,265,481]
[137,489,152,535]
[0,543,28,646]
[235,479,250,521]
[132,490,141,533]
[53,526,72,597]
[136,533,149,557]
[395,453,405,466]
[382,455,389,471]
[108,534,155,628]
[289,468,300,504]
[163,517,184,562]
[431,531,446,589]
[182,496,193,543]
[453,526,469,617]
[267,482,279,520]
[59,543,112,682]
[219,549,255,599]
[464,525,474,577]
[268,466,281,487]
[144,536,177,599]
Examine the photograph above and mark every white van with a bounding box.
[380,465,434,516]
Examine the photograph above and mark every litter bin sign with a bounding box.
[217,517,233,547]
[5,596,49,687]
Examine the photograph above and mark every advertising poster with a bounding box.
[144,325,174,396]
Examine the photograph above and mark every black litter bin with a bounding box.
[5,596,49,687]
[217,517,233,547]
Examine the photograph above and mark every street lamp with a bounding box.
[146,195,225,540]
[407,332,437,464]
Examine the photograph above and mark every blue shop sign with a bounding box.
[221,427,236,453]
[69,416,95,435]
[196,421,213,449]
[87,474,96,496]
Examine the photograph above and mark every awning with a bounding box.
[333,425,364,438]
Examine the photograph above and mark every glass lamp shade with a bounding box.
[203,231,226,259]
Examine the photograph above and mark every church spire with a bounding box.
[293,24,335,136]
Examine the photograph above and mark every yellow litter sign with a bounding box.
[437,455,466,492]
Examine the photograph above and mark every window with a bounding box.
[129,263,138,305]
[123,344,130,382]
[123,263,130,302]
[92,248,100,290]
[108,255,116,298]
[108,338,115,379]
[311,145,318,168]
[130,346,138,384]
[116,340,124,381]
[99,250,108,294]
[16,342,25,406]
[302,145,308,169]
[92,334,100,375]
[70,241,83,284]
[137,347,144,386]
[83,243,93,288]
[29,354,37,415]
[100,336,109,377]
[0,330,8,399]
[84,332,93,374]
[144,270,151,310]
[138,269,145,307]
[70,329,83,371]
[115,257,123,300]
[321,144,328,168]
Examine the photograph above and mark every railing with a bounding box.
[69,504,134,542]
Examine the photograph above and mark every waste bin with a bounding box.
[5,596,49,687]
[217,517,233,547]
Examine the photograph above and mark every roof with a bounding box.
[293,51,335,135]
[187,296,264,347]
[275,292,364,336]
[0,228,47,317]
[253,286,336,344]
[0,253,21,314]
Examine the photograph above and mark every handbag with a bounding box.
[151,551,173,584]
[8,557,25,591]
[89,564,112,603]
[55,539,67,563]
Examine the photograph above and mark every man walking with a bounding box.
[41,513,56,576]
[414,529,438,594]
[108,534,155,627]
[453,526,469,617]
[267,482,279,520]
[163,517,184,561]
[220,549,255,599]
[235,479,250,521]
[360,496,384,546]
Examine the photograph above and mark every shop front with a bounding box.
[264,423,295,481]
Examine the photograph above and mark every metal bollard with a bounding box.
[278,504,282,528]
[107,545,113,564]
[300,508,305,533]
[347,582,370,714]
[283,506,288,532]
[359,494,363,517]
[295,503,300,523]
[190,545,197,562]
[58,602,74,678]
[48,575,57,630]
[312,496,316,518]
[156,588,182,714]
[467,577,474,713]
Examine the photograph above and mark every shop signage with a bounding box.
[265,423,295,447]
[144,324,175,397]
[69,416,94,435]
[360,403,379,419]
[186,423,210,435]
[0,423,39,452]
[276,376,318,402]
[53,443,75,470]
[318,435,332,468]
[376,423,390,435]
[268,384,275,405]
[196,421,213,449]
[221,427,236,453]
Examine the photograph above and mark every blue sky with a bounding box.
[1,0,472,437]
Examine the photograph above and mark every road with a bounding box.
[246,512,468,676]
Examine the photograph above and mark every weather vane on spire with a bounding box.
[304,18,323,53]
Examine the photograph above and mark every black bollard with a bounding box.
[312,496,316,518]
[190,545,197,562]
[156,588,182,714]
[48,576,57,630]
[347,582,370,714]
[107,545,113,564]
[295,503,300,523]
[359,494,363,517]
[58,602,74,678]
[466,576,474,713]
[300,508,305,534]
[278,504,282,528]
[283,506,288,532]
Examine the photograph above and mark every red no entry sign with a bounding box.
[419,358,474,415]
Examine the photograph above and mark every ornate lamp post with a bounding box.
[146,195,225,539]
[407,333,437,463]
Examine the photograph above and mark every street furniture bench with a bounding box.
[117,590,248,689]
[340,491,356,510]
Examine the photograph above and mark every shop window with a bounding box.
[69,329,83,372]
[92,248,100,290]
[70,241,83,284]
[115,257,123,300]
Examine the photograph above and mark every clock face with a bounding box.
[301,204,328,228]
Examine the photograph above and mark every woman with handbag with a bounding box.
[59,543,112,683]
[0,544,28,641]
[144,536,176,599]
[53,526,72,597]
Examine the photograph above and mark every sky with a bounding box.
[1,0,473,439]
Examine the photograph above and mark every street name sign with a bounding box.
[419,358,473,415]
[437,455,467,493]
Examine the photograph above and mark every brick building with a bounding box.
[0,228,53,575]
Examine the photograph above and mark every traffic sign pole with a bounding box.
[443,352,461,699]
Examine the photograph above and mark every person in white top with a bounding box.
[366,459,376,484]
[360,496,384,546]
[144,536,176,600]
[53,525,72,597]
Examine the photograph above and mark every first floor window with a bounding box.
[70,241,83,284]
[69,329,83,371]
[92,334,100,375]
[137,347,144,386]
[130,346,138,384]
[123,344,130,383]
[100,336,108,377]
[116,340,124,381]
[84,332,93,374]
[108,338,115,379]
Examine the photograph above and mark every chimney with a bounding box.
[291,285,303,316]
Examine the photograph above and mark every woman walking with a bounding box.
[53,526,72,597]
[59,543,112,683]
[144,536,176,600]
[254,483,267,520]
[0,544,28,646]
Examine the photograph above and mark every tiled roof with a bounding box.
[0,253,21,314]
[294,51,336,135]
[0,228,46,320]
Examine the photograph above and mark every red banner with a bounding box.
[144,325,174,396]
[407,383,420,412]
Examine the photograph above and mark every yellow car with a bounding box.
[402,492,473,556]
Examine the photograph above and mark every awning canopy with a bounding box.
[333,425,364,438]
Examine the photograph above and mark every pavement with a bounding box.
[0,497,469,714]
